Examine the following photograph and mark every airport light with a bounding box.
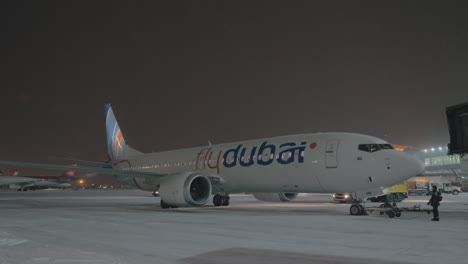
[431,148,435,152]
[439,147,443,151]
[424,149,428,152]
[79,180,84,184]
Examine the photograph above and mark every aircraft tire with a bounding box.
[213,194,223,206]
[160,200,171,209]
[350,205,361,215]
[358,204,366,215]
[386,211,395,218]
[222,195,230,206]
[452,190,460,195]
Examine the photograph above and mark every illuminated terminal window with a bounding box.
[424,155,460,167]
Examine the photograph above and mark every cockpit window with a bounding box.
[379,144,394,150]
[358,144,393,152]
[358,144,370,152]
[369,144,381,152]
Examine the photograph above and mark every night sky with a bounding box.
[1,1,468,176]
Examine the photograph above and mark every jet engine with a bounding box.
[159,172,212,207]
[252,192,298,202]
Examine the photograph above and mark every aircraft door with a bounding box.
[325,139,339,168]
[293,149,301,167]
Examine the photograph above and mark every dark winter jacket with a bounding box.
[429,192,442,207]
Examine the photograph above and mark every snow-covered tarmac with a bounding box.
[0,190,467,264]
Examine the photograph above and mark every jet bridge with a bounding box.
[446,101,468,157]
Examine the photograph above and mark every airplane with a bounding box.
[0,169,39,186]
[0,104,424,215]
[17,180,73,191]
[0,166,78,191]
[16,164,80,191]
[0,175,40,186]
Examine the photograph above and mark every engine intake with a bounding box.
[159,172,212,207]
[253,192,298,202]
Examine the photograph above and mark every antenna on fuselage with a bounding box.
[208,140,213,146]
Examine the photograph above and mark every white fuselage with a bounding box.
[114,133,424,194]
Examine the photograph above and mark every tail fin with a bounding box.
[105,104,142,161]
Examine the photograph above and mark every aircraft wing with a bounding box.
[0,176,39,185]
[48,157,112,168]
[0,160,168,178]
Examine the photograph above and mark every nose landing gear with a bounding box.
[349,204,366,215]
[348,192,367,215]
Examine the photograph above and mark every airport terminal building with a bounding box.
[397,145,467,180]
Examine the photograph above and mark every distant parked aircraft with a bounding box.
[0,166,79,191]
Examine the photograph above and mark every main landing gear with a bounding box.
[160,200,178,209]
[159,194,230,209]
[213,194,230,207]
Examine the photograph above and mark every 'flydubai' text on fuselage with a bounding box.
[195,141,315,174]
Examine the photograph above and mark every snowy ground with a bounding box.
[0,190,467,264]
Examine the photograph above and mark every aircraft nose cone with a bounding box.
[394,152,425,181]
[409,155,425,177]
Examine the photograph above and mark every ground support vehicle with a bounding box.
[332,193,353,203]
[363,204,432,218]
[407,181,428,196]
[367,181,408,203]
[427,182,461,195]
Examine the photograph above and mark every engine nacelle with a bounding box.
[252,192,298,202]
[159,172,212,207]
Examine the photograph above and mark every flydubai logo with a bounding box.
[113,129,124,160]
[195,141,317,174]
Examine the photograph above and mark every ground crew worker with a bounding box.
[427,185,442,221]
